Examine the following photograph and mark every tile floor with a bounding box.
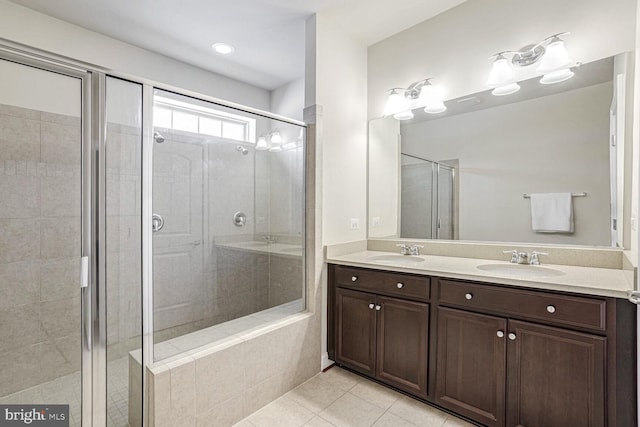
[0,356,131,427]
[234,367,475,427]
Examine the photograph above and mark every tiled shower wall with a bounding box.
[0,104,82,397]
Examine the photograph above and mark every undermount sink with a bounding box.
[367,254,427,264]
[476,263,565,278]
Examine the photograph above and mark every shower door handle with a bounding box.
[152,213,164,232]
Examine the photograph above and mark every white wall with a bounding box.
[368,117,400,238]
[270,78,304,122]
[368,0,637,119]
[0,0,270,111]
[0,59,81,116]
[314,13,368,245]
[402,82,612,246]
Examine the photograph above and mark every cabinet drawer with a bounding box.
[335,266,430,301]
[438,279,606,332]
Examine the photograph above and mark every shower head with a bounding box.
[154,131,165,143]
[236,145,249,155]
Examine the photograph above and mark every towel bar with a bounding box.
[523,192,587,199]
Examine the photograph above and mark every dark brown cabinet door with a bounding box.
[376,296,429,397]
[507,320,606,427]
[436,307,507,427]
[335,288,376,375]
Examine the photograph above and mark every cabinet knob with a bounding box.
[375,305,382,311]
[351,276,358,282]
[396,282,404,289]
[465,293,473,300]
[508,333,516,341]
[546,305,556,313]
[368,303,375,309]
[496,330,504,338]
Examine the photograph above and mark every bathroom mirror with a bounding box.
[368,53,632,248]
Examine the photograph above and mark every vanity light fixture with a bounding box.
[383,79,447,120]
[486,32,577,95]
[255,136,269,150]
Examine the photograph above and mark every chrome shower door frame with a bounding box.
[0,42,97,426]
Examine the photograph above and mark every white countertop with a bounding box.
[326,250,635,298]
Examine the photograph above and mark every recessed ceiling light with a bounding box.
[212,43,235,55]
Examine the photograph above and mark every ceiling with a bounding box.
[8,0,465,90]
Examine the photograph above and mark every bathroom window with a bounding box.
[153,96,256,142]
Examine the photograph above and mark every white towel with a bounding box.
[530,193,574,233]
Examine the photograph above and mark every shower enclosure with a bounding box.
[400,153,456,239]
[0,43,305,427]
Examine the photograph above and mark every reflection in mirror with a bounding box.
[369,53,631,248]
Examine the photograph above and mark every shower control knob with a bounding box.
[465,293,473,300]
[351,276,358,282]
[396,282,404,289]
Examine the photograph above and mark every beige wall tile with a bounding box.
[0,219,40,263]
[0,261,39,309]
[40,334,81,382]
[0,115,41,161]
[196,394,246,427]
[40,258,79,302]
[0,344,41,396]
[41,121,81,165]
[243,374,284,417]
[0,303,41,352]
[41,175,80,217]
[0,175,40,218]
[195,342,246,414]
[0,105,40,120]
[40,217,80,259]
[40,297,80,339]
[40,112,80,127]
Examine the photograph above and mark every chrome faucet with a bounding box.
[503,250,528,264]
[503,249,548,265]
[263,235,277,244]
[397,243,424,256]
[529,251,548,265]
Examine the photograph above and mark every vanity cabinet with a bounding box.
[327,264,636,427]
[333,266,430,397]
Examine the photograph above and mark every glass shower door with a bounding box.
[0,55,87,426]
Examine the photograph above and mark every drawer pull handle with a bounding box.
[465,293,473,300]
[496,331,504,338]
[375,305,382,311]
[547,305,556,313]
[368,303,375,309]
[396,282,404,289]
[508,333,516,341]
[351,276,358,282]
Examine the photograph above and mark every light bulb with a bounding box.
[540,69,575,84]
[491,83,521,96]
[424,101,447,114]
[256,136,268,151]
[393,110,414,121]
[270,131,282,144]
[486,55,517,88]
[536,39,573,75]
[383,89,409,117]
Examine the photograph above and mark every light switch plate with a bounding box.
[350,218,360,230]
